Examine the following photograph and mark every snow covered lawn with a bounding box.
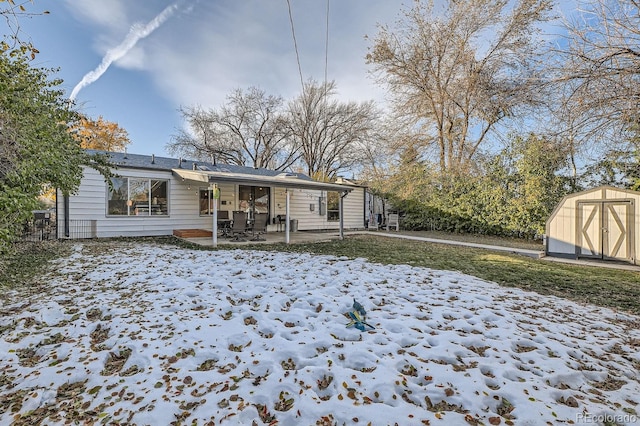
[1,243,639,425]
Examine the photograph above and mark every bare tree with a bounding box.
[359,115,413,188]
[288,80,379,180]
[366,0,552,173]
[168,105,244,165]
[554,0,640,151]
[542,82,598,189]
[168,87,298,170]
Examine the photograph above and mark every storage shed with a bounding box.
[545,186,639,264]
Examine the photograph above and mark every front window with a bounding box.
[327,191,340,221]
[107,178,168,216]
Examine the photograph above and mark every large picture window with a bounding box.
[107,177,168,216]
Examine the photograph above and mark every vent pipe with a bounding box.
[151,154,155,164]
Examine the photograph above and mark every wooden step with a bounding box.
[173,229,213,238]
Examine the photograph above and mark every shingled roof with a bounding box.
[87,150,313,181]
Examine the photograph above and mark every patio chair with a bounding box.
[230,210,248,242]
[217,210,232,238]
[386,213,399,231]
[250,213,269,241]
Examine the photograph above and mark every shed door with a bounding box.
[577,201,633,261]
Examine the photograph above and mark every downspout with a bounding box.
[55,189,59,239]
[64,194,70,238]
[363,187,367,229]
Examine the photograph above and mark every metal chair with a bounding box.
[250,213,269,241]
[230,211,248,242]
[217,210,232,238]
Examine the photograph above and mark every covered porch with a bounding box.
[172,168,354,248]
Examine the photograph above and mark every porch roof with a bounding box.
[172,168,354,193]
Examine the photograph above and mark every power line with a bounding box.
[286,0,305,92]
[324,0,330,88]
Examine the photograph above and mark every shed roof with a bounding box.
[559,185,640,198]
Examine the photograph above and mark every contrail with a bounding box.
[69,3,179,101]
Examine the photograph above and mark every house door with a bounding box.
[238,185,270,221]
[577,201,634,261]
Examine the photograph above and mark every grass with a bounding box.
[209,234,640,315]
[394,230,544,251]
[287,235,640,314]
[0,241,73,294]
[2,235,640,315]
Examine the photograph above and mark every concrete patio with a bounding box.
[178,230,345,246]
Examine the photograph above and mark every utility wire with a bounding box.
[286,0,305,93]
[322,0,331,181]
[324,0,330,88]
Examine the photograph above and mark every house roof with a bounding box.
[87,150,313,180]
[88,150,353,193]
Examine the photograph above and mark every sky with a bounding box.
[1,243,638,424]
[17,0,406,157]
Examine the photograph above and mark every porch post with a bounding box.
[285,189,290,244]
[339,191,346,240]
[211,183,218,248]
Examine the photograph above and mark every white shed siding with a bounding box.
[547,193,578,254]
[606,188,631,199]
[546,186,640,264]
[581,189,603,201]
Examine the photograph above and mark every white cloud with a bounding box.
[64,0,128,31]
[69,3,181,101]
[66,0,405,113]
[141,1,404,109]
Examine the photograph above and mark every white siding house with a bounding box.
[545,186,639,264]
[57,151,366,239]
[282,186,365,231]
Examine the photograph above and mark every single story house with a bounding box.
[56,151,367,246]
[545,185,639,264]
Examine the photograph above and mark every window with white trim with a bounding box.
[107,177,168,216]
[327,191,340,221]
